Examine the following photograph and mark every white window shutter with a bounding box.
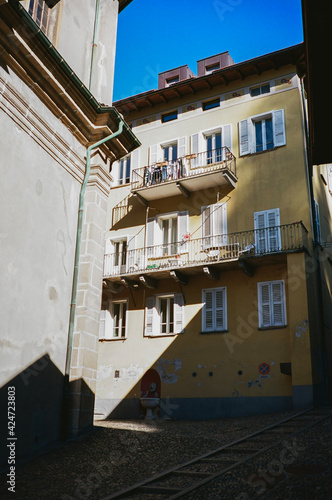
[191,133,199,168]
[259,283,271,327]
[202,205,212,249]
[178,211,189,253]
[178,137,187,158]
[223,124,232,153]
[146,217,156,259]
[239,119,251,156]
[145,296,156,335]
[272,282,284,325]
[215,288,225,330]
[174,293,184,333]
[273,109,286,147]
[203,290,213,331]
[99,309,107,339]
[150,144,159,165]
[267,208,280,251]
[131,148,140,173]
[127,235,136,271]
[104,239,114,276]
[111,161,120,186]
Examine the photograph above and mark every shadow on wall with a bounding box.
[0,354,95,469]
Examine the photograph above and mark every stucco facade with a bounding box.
[96,44,331,420]
[0,0,138,465]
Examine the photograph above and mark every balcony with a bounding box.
[104,222,308,280]
[131,147,237,201]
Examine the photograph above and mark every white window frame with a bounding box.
[146,211,189,258]
[257,281,286,328]
[249,83,271,97]
[254,208,281,254]
[202,287,227,332]
[118,155,131,185]
[144,293,184,336]
[191,124,232,168]
[99,299,128,340]
[205,63,220,75]
[239,109,286,156]
[28,0,50,33]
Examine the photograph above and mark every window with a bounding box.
[149,137,186,166]
[258,281,286,328]
[162,110,178,123]
[113,239,127,272]
[145,294,184,336]
[163,143,178,163]
[239,109,286,156]
[146,211,189,257]
[104,236,136,275]
[254,209,280,253]
[99,300,128,339]
[166,76,179,86]
[202,202,227,248]
[250,83,270,97]
[202,287,227,332]
[191,124,232,168]
[28,0,50,33]
[206,63,220,74]
[118,156,131,185]
[203,98,220,111]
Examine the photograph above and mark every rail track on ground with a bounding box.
[101,407,332,500]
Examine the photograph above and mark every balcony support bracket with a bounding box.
[120,277,140,289]
[203,266,220,281]
[238,260,254,277]
[170,270,188,286]
[133,191,148,207]
[176,182,191,199]
[222,172,237,188]
[139,275,158,289]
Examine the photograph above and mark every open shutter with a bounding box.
[215,288,226,330]
[191,133,199,168]
[146,217,156,259]
[273,109,286,147]
[178,211,189,253]
[131,148,140,182]
[145,296,156,335]
[127,235,136,271]
[174,293,184,333]
[99,309,107,339]
[259,283,271,327]
[239,119,251,156]
[150,144,162,165]
[178,136,187,158]
[272,282,284,325]
[202,205,212,249]
[203,289,213,331]
[222,124,232,158]
[104,239,114,276]
[213,202,227,245]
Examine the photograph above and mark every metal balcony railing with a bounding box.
[131,147,236,190]
[104,222,308,277]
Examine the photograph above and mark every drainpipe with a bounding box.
[89,0,101,92]
[61,120,124,437]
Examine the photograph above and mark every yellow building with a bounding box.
[95,44,332,420]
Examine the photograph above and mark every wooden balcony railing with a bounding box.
[104,222,308,277]
[131,147,236,190]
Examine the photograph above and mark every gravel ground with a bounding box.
[0,409,331,500]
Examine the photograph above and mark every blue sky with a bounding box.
[113,0,303,102]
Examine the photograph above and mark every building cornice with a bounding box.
[114,44,305,116]
[0,1,140,161]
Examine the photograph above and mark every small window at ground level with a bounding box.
[203,98,220,111]
[162,110,178,123]
[250,84,270,97]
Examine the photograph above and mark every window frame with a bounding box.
[254,208,281,254]
[118,155,131,185]
[239,109,286,156]
[249,83,271,98]
[202,287,227,333]
[257,280,287,329]
[145,293,184,337]
[202,98,220,111]
[99,299,129,340]
[205,63,220,75]
[28,0,50,33]
[161,110,178,123]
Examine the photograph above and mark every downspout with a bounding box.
[89,0,101,92]
[61,120,124,437]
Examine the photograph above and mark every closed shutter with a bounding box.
[127,235,136,272]
[222,124,232,158]
[178,211,189,253]
[239,119,251,156]
[203,290,214,331]
[254,209,280,253]
[215,288,225,330]
[145,296,156,335]
[267,209,280,251]
[178,136,187,158]
[272,282,284,325]
[174,293,184,333]
[254,212,267,253]
[259,283,271,327]
[273,109,286,147]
